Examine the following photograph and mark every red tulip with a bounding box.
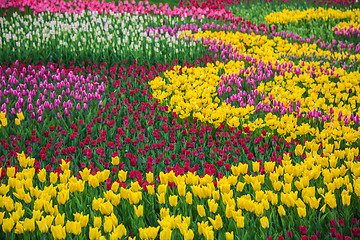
[352,218,358,226]
[299,226,307,235]
[330,220,337,227]
[330,228,337,237]
[351,228,360,237]
[338,219,345,227]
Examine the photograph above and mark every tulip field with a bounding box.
[1,0,360,239]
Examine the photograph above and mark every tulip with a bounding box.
[160,227,172,240]
[66,221,81,235]
[208,214,223,230]
[2,217,15,233]
[186,192,193,205]
[169,195,178,207]
[89,227,102,240]
[260,216,269,229]
[100,201,113,215]
[330,228,337,237]
[55,214,65,226]
[134,205,144,217]
[118,170,127,182]
[352,228,360,237]
[197,205,206,218]
[23,218,35,232]
[74,213,89,228]
[51,225,66,240]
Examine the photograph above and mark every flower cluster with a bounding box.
[333,21,360,38]
[265,7,359,25]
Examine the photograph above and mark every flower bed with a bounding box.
[1,0,360,239]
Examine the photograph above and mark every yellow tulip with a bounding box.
[0,212,4,225]
[37,169,47,183]
[65,221,81,235]
[7,167,15,178]
[23,192,32,204]
[208,214,223,230]
[113,224,127,239]
[176,182,185,197]
[4,197,14,212]
[14,118,20,125]
[235,215,245,228]
[100,201,113,215]
[186,192,193,205]
[112,156,120,166]
[160,208,169,219]
[32,209,43,221]
[50,172,58,184]
[74,212,89,228]
[88,175,100,188]
[1,118,7,127]
[147,184,155,195]
[23,218,35,232]
[111,181,119,193]
[169,195,178,207]
[197,205,206,218]
[55,213,65,226]
[2,218,15,233]
[17,112,24,121]
[129,191,142,205]
[14,221,24,234]
[207,199,218,213]
[184,229,194,240]
[157,184,167,195]
[44,200,55,215]
[139,226,160,240]
[146,172,154,183]
[94,216,102,228]
[255,203,264,217]
[51,225,66,240]
[134,205,144,218]
[308,197,320,209]
[80,168,91,181]
[96,170,110,183]
[36,217,50,233]
[8,177,16,188]
[260,216,269,229]
[157,193,166,205]
[342,190,351,206]
[160,227,172,240]
[226,232,234,240]
[297,207,307,218]
[17,152,27,168]
[118,170,127,182]
[0,184,9,195]
[89,227,102,240]
[324,192,337,209]
[57,190,70,205]
[295,144,304,156]
[103,217,114,233]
